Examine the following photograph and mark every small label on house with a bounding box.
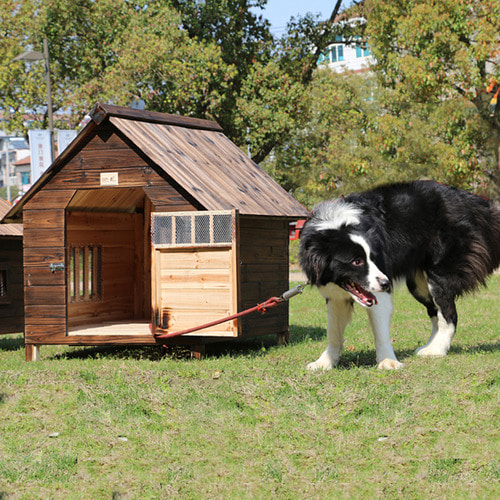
[100,172,119,186]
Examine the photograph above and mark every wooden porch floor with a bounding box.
[68,321,152,336]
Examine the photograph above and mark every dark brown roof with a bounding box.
[3,103,309,221]
[0,198,22,236]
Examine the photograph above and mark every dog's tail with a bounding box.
[463,202,500,291]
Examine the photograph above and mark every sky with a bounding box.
[256,0,343,36]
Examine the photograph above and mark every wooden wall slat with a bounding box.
[67,211,138,230]
[44,167,165,190]
[160,269,231,289]
[23,228,65,249]
[160,288,231,310]
[159,248,232,270]
[144,186,195,212]
[27,190,76,210]
[25,285,66,305]
[25,321,67,340]
[66,151,149,170]
[23,209,65,229]
[25,305,66,324]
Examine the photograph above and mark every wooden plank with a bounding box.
[160,288,231,310]
[0,316,24,335]
[26,189,75,210]
[25,285,66,306]
[67,188,145,213]
[25,265,66,286]
[159,248,232,270]
[160,269,231,289]
[157,309,235,337]
[65,149,149,170]
[25,305,66,324]
[67,211,137,231]
[45,166,165,189]
[239,311,288,338]
[240,280,289,306]
[144,185,195,212]
[23,228,65,248]
[67,299,135,327]
[240,263,289,282]
[23,209,65,229]
[239,244,288,263]
[28,334,157,345]
[143,197,153,317]
[24,249,65,267]
[134,212,144,319]
[25,320,66,339]
[68,321,152,336]
[66,229,135,247]
[24,248,66,285]
[239,216,289,231]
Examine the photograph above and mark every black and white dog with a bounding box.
[299,181,500,370]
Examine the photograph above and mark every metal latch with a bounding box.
[49,262,65,273]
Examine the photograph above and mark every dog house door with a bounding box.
[150,210,239,337]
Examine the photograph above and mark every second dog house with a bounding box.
[3,103,310,360]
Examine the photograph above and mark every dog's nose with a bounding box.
[377,277,391,292]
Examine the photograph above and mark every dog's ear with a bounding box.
[299,229,332,286]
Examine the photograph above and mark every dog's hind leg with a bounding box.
[307,289,353,371]
[414,275,457,357]
[366,292,403,369]
[407,271,440,351]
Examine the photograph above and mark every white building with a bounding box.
[317,18,375,73]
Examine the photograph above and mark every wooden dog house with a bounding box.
[3,104,309,360]
[0,198,24,334]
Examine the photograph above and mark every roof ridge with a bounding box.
[91,103,223,132]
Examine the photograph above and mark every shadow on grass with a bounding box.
[48,326,323,362]
[46,326,498,366]
[0,335,23,352]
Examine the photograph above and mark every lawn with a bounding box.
[0,276,498,498]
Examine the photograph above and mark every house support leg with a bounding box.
[277,329,290,346]
[190,344,205,360]
[25,344,40,362]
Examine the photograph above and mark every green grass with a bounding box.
[0,276,498,498]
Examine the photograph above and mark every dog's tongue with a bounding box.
[345,281,377,307]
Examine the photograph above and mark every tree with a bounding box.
[364,0,500,193]
[1,0,351,167]
[169,0,347,163]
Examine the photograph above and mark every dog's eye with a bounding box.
[352,258,364,267]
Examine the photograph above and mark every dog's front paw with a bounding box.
[307,359,333,371]
[306,347,340,371]
[415,345,447,357]
[377,358,404,370]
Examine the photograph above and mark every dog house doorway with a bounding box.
[65,187,152,336]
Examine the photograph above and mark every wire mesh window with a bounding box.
[151,211,236,248]
[68,245,102,302]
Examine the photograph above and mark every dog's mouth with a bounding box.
[341,280,377,307]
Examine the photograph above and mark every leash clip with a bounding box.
[280,281,309,302]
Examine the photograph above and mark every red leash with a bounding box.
[153,283,308,340]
